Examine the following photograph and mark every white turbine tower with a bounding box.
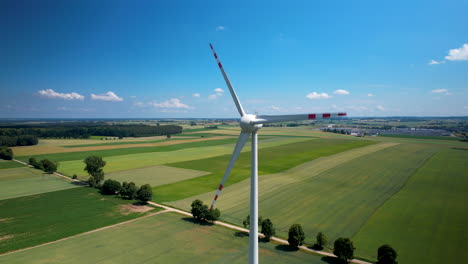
[208,43,347,264]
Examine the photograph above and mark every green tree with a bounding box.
[101,179,121,195]
[84,156,106,184]
[377,244,398,264]
[40,159,57,174]
[121,182,138,199]
[137,184,153,203]
[30,157,43,170]
[88,176,96,187]
[0,146,13,160]
[333,237,355,263]
[206,208,221,222]
[242,215,263,228]
[191,199,205,221]
[288,224,305,249]
[316,232,328,250]
[190,199,220,222]
[261,218,276,241]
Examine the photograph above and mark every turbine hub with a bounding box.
[240,114,262,133]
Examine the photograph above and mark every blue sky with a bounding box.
[1,0,467,118]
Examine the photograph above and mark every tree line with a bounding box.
[0,124,182,139]
[189,208,398,264]
[0,135,38,147]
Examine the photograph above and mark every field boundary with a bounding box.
[12,159,84,183]
[0,209,170,257]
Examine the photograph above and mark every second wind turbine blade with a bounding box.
[209,43,246,117]
[210,132,250,210]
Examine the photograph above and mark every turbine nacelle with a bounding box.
[240,114,263,133]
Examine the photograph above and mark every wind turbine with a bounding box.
[208,43,347,264]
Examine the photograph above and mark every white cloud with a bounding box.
[214,88,224,93]
[428,60,445,65]
[445,43,468,61]
[192,93,200,98]
[130,95,137,98]
[333,89,350,95]
[465,106,468,109]
[150,98,189,109]
[38,89,84,100]
[306,92,331,99]
[367,93,374,97]
[208,94,218,100]
[431,89,448,94]
[91,91,123,102]
[134,102,145,107]
[215,26,225,31]
[376,105,385,111]
[268,105,281,111]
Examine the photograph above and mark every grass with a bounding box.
[0,187,159,254]
[0,212,328,264]
[54,136,312,177]
[154,139,375,202]
[174,132,234,138]
[62,138,186,148]
[352,147,468,264]
[104,165,210,187]
[0,167,78,200]
[16,138,240,163]
[379,134,463,141]
[88,135,107,140]
[0,160,23,170]
[168,143,437,251]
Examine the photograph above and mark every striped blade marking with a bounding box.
[210,43,224,69]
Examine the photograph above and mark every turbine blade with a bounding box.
[209,43,245,117]
[210,132,250,210]
[253,112,347,124]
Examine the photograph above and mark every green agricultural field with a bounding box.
[0,160,23,170]
[55,136,312,177]
[63,138,184,148]
[0,212,326,264]
[0,167,77,200]
[16,138,240,163]
[0,187,159,254]
[353,147,468,264]
[168,143,436,251]
[156,139,375,202]
[105,165,210,186]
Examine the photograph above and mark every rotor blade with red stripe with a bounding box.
[210,132,250,210]
[253,112,347,124]
[209,43,245,117]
